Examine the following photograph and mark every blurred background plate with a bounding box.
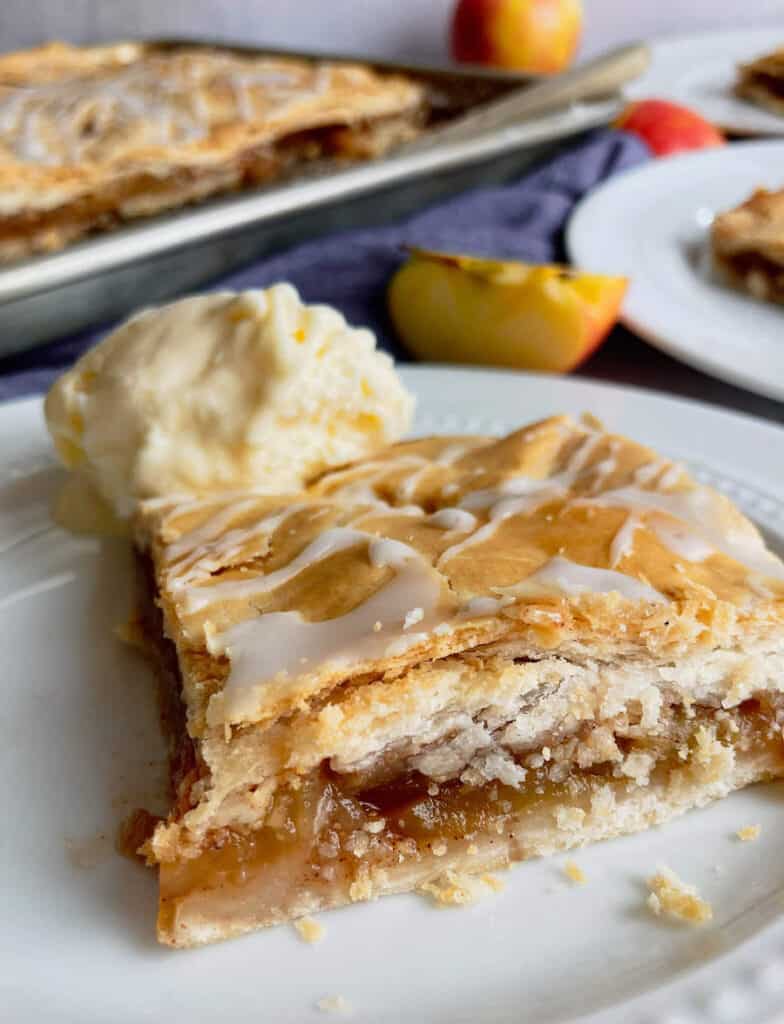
[625,26,784,136]
[566,140,784,402]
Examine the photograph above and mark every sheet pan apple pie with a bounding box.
[0,41,425,261]
[132,413,784,947]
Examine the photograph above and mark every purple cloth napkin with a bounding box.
[0,129,649,400]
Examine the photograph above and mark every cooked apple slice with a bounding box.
[388,249,628,373]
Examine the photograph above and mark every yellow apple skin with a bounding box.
[388,249,627,373]
[450,0,582,75]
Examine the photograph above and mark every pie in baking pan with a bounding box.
[0,41,425,262]
[131,415,784,946]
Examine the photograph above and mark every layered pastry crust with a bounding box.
[0,42,424,261]
[711,188,784,304]
[133,415,784,946]
[736,47,784,116]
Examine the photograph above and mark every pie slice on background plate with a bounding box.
[711,187,784,304]
[131,414,784,947]
[736,47,784,117]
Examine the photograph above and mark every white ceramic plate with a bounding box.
[3,367,784,1024]
[566,140,784,403]
[626,26,784,137]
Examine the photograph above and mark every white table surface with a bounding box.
[2,0,784,61]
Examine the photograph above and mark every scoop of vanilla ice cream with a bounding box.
[45,284,414,517]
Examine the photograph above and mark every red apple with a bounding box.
[615,99,725,157]
[450,0,582,75]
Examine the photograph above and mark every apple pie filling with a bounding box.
[157,696,784,927]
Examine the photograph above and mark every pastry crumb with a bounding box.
[467,843,479,856]
[316,994,352,1014]
[420,870,482,906]
[563,860,586,885]
[646,866,712,925]
[481,873,505,893]
[293,915,325,944]
[736,824,761,842]
[421,869,504,906]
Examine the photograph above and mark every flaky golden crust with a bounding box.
[0,42,424,258]
[136,415,784,733]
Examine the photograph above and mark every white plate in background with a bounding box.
[567,141,784,402]
[2,368,784,1024]
[626,26,784,136]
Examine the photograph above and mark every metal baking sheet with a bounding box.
[0,41,627,355]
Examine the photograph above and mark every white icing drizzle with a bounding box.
[212,536,445,704]
[321,455,428,508]
[632,459,682,491]
[427,508,477,532]
[459,474,566,512]
[457,429,609,515]
[165,503,312,591]
[165,497,272,565]
[566,431,604,472]
[658,463,684,490]
[610,513,641,568]
[577,485,784,579]
[182,525,368,613]
[434,442,471,465]
[0,51,332,164]
[437,488,559,568]
[651,521,714,563]
[633,460,666,486]
[397,463,432,502]
[506,556,665,604]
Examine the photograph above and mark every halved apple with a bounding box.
[388,249,627,373]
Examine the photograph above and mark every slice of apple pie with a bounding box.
[133,415,784,947]
[736,47,784,116]
[711,188,784,304]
